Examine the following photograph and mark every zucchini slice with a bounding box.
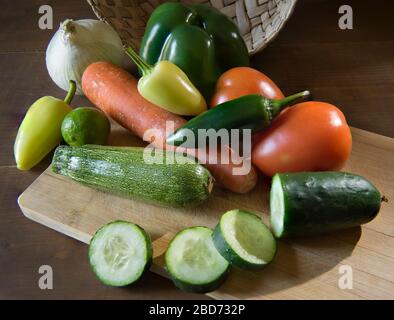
[270,172,382,238]
[88,221,152,286]
[165,227,230,293]
[212,209,277,270]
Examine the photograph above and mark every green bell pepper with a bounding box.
[139,2,249,100]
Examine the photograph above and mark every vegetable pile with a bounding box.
[14,3,386,294]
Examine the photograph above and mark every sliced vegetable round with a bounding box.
[270,172,382,238]
[212,209,277,270]
[89,221,152,286]
[165,226,230,293]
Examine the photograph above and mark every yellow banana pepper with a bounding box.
[125,47,207,116]
[14,81,75,170]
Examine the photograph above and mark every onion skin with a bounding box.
[46,19,124,95]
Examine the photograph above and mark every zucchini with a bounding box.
[52,145,213,207]
[165,226,230,293]
[212,209,276,270]
[270,172,382,237]
[88,221,152,286]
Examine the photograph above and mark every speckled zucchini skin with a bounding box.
[52,145,213,207]
[272,172,382,237]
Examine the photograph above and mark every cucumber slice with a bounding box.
[88,221,152,286]
[165,227,230,293]
[270,172,382,238]
[212,209,277,270]
[270,174,286,238]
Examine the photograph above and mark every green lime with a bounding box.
[61,107,110,146]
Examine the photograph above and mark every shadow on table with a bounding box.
[217,226,361,299]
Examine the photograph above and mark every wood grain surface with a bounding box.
[1,0,393,299]
[18,126,394,299]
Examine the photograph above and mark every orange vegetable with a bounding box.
[82,62,257,193]
[210,67,284,107]
[252,102,352,177]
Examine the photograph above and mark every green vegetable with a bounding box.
[89,221,152,286]
[166,91,310,148]
[51,145,214,207]
[165,226,230,293]
[139,2,249,100]
[14,80,75,170]
[270,172,383,238]
[124,47,206,116]
[212,209,276,270]
[61,107,110,146]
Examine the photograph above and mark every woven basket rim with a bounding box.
[87,0,298,55]
[253,0,297,54]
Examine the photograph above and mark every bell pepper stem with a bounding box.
[63,80,76,105]
[124,46,153,77]
[270,90,310,117]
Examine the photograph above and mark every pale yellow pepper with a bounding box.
[14,81,75,170]
[125,47,207,116]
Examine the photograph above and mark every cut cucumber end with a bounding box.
[270,174,285,238]
[89,221,152,287]
[213,209,277,270]
[165,226,230,293]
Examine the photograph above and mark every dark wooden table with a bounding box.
[0,0,393,299]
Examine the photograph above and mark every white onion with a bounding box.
[46,19,124,95]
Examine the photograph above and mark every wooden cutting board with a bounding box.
[18,126,394,299]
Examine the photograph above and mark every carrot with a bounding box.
[82,62,257,193]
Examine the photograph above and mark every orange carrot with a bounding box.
[82,62,257,193]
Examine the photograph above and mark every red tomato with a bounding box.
[211,67,284,107]
[252,102,352,177]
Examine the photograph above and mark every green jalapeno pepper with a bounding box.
[166,91,310,148]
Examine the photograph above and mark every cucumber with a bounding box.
[165,227,230,293]
[270,172,382,238]
[88,221,152,286]
[52,145,213,207]
[212,209,277,270]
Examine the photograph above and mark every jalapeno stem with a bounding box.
[124,46,153,77]
[270,90,310,117]
[63,80,76,105]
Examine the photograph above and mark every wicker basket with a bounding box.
[87,0,297,55]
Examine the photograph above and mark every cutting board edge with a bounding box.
[18,193,92,244]
[15,127,394,300]
[17,190,234,300]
